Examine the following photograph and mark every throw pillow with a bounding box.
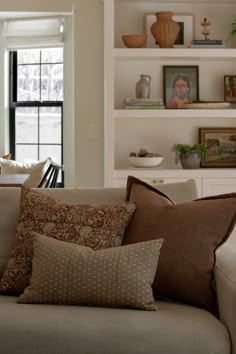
[1,153,11,160]
[123,175,236,312]
[0,154,12,173]
[17,233,163,310]
[0,186,136,295]
[0,158,50,187]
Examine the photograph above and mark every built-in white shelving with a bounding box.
[114,48,236,60]
[114,109,236,119]
[104,0,236,194]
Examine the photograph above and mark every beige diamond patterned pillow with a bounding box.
[0,186,136,295]
[17,233,163,310]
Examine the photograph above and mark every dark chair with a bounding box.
[37,162,61,188]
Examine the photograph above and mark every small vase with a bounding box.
[151,11,180,48]
[136,74,151,99]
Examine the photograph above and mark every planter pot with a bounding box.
[179,152,202,169]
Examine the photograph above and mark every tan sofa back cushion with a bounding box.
[0,180,198,278]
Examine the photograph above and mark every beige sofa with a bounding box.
[0,181,235,354]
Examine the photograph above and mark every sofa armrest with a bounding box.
[215,242,236,354]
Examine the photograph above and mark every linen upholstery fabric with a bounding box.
[0,158,50,187]
[124,175,236,311]
[0,186,136,295]
[215,243,236,353]
[0,297,230,354]
[18,233,163,310]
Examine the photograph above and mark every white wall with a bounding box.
[0,0,104,187]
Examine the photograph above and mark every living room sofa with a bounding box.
[0,180,236,354]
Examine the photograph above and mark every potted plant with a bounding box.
[171,143,208,169]
[229,19,236,39]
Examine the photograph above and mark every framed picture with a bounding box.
[199,127,236,167]
[144,13,194,48]
[224,75,236,103]
[163,65,199,109]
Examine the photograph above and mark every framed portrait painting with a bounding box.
[144,13,194,48]
[163,65,199,109]
[199,127,236,167]
[224,75,236,103]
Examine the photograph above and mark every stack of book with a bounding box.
[123,98,165,109]
[189,39,225,48]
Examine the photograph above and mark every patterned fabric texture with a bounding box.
[0,186,136,295]
[18,233,163,310]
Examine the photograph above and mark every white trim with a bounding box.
[4,36,64,50]
[0,14,75,188]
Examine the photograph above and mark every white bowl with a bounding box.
[128,156,163,168]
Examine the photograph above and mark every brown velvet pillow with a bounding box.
[123,176,236,311]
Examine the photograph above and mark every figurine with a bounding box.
[201,18,211,40]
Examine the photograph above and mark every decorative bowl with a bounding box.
[122,34,147,48]
[128,156,163,168]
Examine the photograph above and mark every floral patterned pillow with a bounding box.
[0,186,136,295]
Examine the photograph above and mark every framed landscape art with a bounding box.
[199,127,236,167]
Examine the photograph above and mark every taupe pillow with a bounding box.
[17,233,163,311]
[0,186,136,295]
[123,175,236,312]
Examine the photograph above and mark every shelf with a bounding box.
[104,0,236,188]
[114,168,236,178]
[114,48,236,60]
[113,0,235,3]
[114,109,236,119]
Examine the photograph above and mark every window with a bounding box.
[9,47,64,185]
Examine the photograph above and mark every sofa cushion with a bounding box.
[0,296,230,354]
[0,158,50,187]
[18,233,163,310]
[123,175,236,311]
[0,186,136,295]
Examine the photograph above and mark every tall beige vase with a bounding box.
[151,12,180,48]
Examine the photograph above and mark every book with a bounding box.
[123,105,165,109]
[191,39,224,45]
[189,44,225,48]
[124,98,163,105]
[124,98,163,102]
[124,102,164,106]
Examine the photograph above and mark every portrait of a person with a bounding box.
[166,74,193,109]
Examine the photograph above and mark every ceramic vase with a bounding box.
[151,12,180,48]
[136,74,151,99]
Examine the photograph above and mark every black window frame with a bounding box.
[9,50,64,187]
